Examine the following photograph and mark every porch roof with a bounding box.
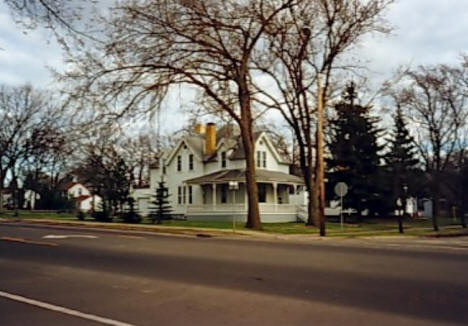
[184,169,304,185]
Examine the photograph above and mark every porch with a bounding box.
[184,169,304,222]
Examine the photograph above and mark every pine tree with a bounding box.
[328,82,386,218]
[122,197,142,223]
[149,176,172,224]
[385,108,420,215]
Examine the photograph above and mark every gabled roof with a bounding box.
[61,182,79,191]
[230,131,291,164]
[162,126,292,167]
[166,136,205,166]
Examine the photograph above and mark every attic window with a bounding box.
[189,154,194,170]
[256,151,267,168]
[177,155,182,171]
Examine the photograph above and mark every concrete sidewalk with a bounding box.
[0,218,279,239]
[1,217,467,243]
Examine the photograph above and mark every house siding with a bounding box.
[133,129,301,222]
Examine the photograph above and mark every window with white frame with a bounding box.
[188,186,193,204]
[189,154,194,170]
[256,151,267,168]
[183,186,186,204]
[178,186,182,204]
[177,155,182,171]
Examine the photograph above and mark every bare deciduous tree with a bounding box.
[391,58,468,230]
[253,0,394,234]
[0,84,69,212]
[4,0,100,42]
[61,0,299,229]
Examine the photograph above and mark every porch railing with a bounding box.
[186,203,297,214]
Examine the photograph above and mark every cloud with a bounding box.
[357,0,468,82]
[0,4,63,87]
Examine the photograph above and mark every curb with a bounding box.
[0,218,273,239]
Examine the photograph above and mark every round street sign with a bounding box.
[334,182,348,197]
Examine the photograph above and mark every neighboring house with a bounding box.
[133,123,305,222]
[63,182,102,212]
[0,188,12,208]
[23,189,41,209]
[63,182,91,198]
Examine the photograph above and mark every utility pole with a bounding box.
[316,74,326,236]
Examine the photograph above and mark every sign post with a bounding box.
[334,182,348,232]
[229,181,239,233]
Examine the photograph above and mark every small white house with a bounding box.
[133,123,305,222]
[1,189,12,208]
[64,182,91,198]
[63,182,101,212]
[23,189,41,209]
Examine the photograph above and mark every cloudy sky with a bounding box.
[0,0,467,129]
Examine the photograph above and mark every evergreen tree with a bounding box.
[122,197,141,223]
[149,176,172,224]
[385,107,420,214]
[328,82,386,218]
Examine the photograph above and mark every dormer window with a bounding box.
[189,154,194,170]
[221,151,227,168]
[177,155,182,171]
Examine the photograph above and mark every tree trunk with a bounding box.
[432,195,439,232]
[432,176,440,232]
[398,215,404,234]
[240,123,261,230]
[0,187,3,214]
[238,73,261,230]
[307,186,320,227]
[0,172,4,214]
[461,212,467,229]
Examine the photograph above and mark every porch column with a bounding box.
[273,182,278,212]
[183,183,188,215]
[212,183,216,209]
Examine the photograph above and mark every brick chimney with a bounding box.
[205,123,216,155]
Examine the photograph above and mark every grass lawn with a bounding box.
[0,210,76,220]
[161,217,467,237]
[2,210,466,237]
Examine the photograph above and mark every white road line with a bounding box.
[0,290,136,326]
[43,235,98,239]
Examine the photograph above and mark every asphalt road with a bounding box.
[0,223,467,326]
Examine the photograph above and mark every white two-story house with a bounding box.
[132,123,305,222]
